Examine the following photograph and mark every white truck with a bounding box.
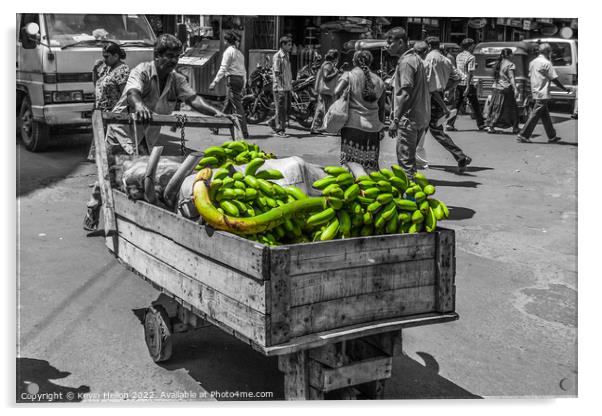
[16,13,157,151]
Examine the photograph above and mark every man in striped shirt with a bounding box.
[446,38,485,131]
[268,36,293,137]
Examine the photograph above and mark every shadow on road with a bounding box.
[428,164,494,174]
[17,132,91,197]
[429,179,481,188]
[16,357,91,403]
[160,326,285,400]
[390,352,481,399]
[447,205,476,220]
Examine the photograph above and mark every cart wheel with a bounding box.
[144,305,173,363]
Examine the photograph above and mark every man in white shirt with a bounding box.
[517,43,572,143]
[209,31,249,138]
[424,37,472,173]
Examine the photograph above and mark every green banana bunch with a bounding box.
[195,140,277,170]
[193,161,451,246]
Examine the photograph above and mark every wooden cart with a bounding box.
[93,110,459,400]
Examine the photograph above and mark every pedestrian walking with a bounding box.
[446,38,486,131]
[310,49,340,134]
[84,34,225,232]
[485,48,520,134]
[86,43,130,161]
[517,43,572,143]
[385,27,431,180]
[424,37,472,173]
[267,36,293,137]
[209,31,249,139]
[413,43,430,170]
[334,50,386,172]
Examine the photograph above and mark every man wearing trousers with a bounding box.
[385,27,431,180]
[424,37,472,173]
[446,38,485,131]
[268,36,293,137]
[517,43,572,143]
[209,31,249,138]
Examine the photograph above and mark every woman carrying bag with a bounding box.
[310,49,340,134]
[331,50,386,172]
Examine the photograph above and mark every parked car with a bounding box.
[472,41,538,122]
[16,13,156,151]
[523,37,578,110]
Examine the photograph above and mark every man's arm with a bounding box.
[446,67,462,92]
[465,55,475,93]
[388,88,411,138]
[127,89,152,122]
[552,78,570,92]
[272,53,284,90]
[186,95,225,116]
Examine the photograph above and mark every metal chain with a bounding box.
[175,113,188,156]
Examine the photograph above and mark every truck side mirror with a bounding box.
[20,22,40,50]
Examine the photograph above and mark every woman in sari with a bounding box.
[486,48,520,134]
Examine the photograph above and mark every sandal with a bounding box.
[83,207,100,232]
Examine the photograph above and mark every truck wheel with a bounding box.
[144,305,173,363]
[19,96,50,152]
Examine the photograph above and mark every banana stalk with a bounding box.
[193,169,326,235]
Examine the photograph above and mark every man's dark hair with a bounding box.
[324,49,340,62]
[154,34,182,57]
[425,36,441,50]
[461,38,475,50]
[385,26,408,44]
[224,31,240,45]
[414,41,428,57]
[279,36,292,48]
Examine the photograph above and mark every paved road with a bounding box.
[16,112,577,401]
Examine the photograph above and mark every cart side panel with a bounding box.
[288,285,436,337]
[289,258,436,307]
[269,231,454,343]
[115,235,268,345]
[435,228,456,313]
[113,191,269,281]
[115,216,268,312]
[285,233,436,275]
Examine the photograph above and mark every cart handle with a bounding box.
[101,112,237,128]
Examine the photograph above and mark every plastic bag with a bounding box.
[322,88,350,134]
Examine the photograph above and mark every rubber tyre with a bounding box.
[144,305,173,363]
[19,96,50,152]
[295,100,316,129]
[242,95,269,124]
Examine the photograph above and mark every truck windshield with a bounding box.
[45,14,155,47]
[548,42,573,66]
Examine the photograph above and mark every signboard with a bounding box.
[523,20,532,31]
[468,18,487,29]
[479,46,518,55]
[537,18,553,24]
[509,19,522,28]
